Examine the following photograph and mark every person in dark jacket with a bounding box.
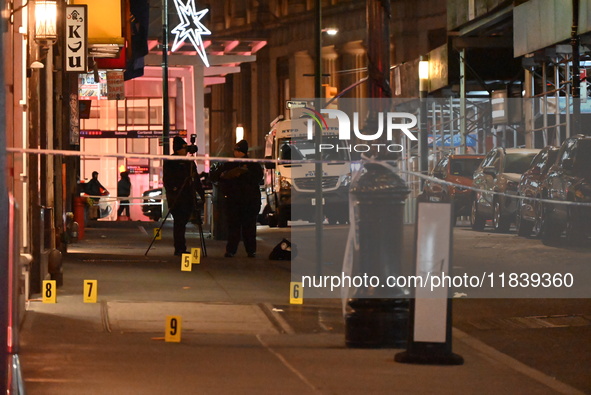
[163,136,205,256]
[217,139,263,257]
[117,171,132,220]
[86,171,107,204]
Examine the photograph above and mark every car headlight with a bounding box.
[575,185,591,201]
[280,176,291,190]
[340,173,352,187]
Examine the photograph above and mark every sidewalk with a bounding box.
[18,221,584,394]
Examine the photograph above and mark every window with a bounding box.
[573,140,591,175]
[504,153,537,174]
[481,150,497,168]
[450,158,482,178]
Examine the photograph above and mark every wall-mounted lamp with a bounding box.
[34,0,58,44]
[322,27,338,36]
[235,124,244,143]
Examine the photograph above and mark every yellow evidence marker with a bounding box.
[83,280,98,303]
[181,253,192,271]
[290,282,303,304]
[165,315,182,342]
[153,228,162,240]
[42,280,57,303]
[191,248,201,265]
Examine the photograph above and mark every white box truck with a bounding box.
[262,115,351,227]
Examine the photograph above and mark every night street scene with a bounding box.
[1,0,591,394]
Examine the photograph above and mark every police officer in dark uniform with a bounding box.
[217,139,263,258]
[163,136,205,256]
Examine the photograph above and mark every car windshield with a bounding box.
[504,153,537,174]
[278,136,350,161]
[574,140,591,176]
[449,158,482,178]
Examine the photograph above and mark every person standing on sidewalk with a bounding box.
[163,136,205,256]
[216,139,263,258]
[117,171,132,220]
[86,171,108,204]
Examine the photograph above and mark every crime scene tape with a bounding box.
[6,146,591,208]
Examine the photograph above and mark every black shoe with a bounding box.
[224,252,234,258]
[174,250,189,256]
[247,253,256,258]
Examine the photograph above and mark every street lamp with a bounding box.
[235,124,244,143]
[34,0,58,44]
[32,0,61,291]
[418,60,429,85]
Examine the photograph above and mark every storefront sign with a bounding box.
[80,130,187,138]
[106,71,125,100]
[69,93,80,145]
[65,5,87,72]
[126,165,150,175]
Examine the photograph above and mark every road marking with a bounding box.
[453,328,585,395]
[261,303,295,335]
[256,334,320,393]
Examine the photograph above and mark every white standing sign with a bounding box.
[413,203,451,343]
[65,5,87,72]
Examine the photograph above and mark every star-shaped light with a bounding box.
[171,0,211,67]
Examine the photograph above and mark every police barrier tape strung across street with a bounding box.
[8,146,591,300]
[6,146,591,209]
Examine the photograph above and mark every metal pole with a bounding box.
[571,0,581,136]
[0,5,9,387]
[459,49,466,153]
[524,68,534,148]
[162,0,170,155]
[345,0,409,350]
[314,0,323,277]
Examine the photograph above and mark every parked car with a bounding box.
[515,146,559,237]
[539,135,591,245]
[142,187,163,221]
[420,154,484,225]
[142,184,269,225]
[470,147,541,232]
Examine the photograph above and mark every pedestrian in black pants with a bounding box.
[117,171,132,220]
[217,140,263,258]
[163,136,205,256]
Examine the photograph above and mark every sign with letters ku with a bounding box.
[65,5,87,72]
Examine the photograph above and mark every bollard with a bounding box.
[73,196,86,240]
[345,161,410,348]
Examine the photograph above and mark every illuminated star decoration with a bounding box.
[171,0,211,67]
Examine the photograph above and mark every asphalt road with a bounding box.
[269,220,591,393]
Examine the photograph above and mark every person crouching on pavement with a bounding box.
[163,136,205,256]
[218,139,263,258]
